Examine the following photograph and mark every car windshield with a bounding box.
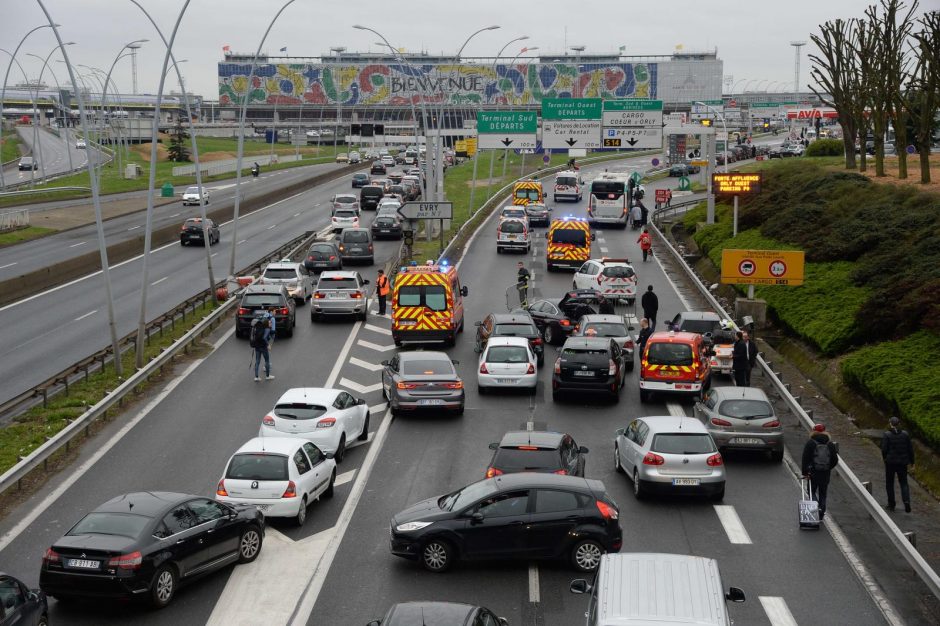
[242,294,283,307]
[500,221,524,233]
[679,319,721,334]
[602,266,635,279]
[274,402,328,420]
[556,176,577,186]
[185,186,202,195]
[485,346,530,363]
[68,512,150,539]
[651,433,717,455]
[184,219,203,228]
[526,204,547,213]
[583,322,627,336]
[494,447,561,471]
[402,359,454,376]
[375,218,397,226]
[335,196,356,205]
[718,399,774,419]
[334,210,357,219]
[646,342,693,366]
[502,209,526,218]
[343,231,370,243]
[226,453,289,481]
[493,323,537,337]
[396,285,447,311]
[319,277,359,290]
[514,189,540,201]
[562,347,608,358]
[551,229,586,246]
[309,244,335,255]
[263,268,297,280]
[440,480,497,512]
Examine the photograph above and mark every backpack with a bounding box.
[249,317,267,349]
[812,442,831,471]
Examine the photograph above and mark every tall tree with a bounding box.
[810,19,859,169]
[166,117,190,163]
[856,14,888,176]
[909,11,940,183]
[875,0,918,179]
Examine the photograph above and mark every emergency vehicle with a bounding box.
[639,330,713,403]
[546,217,593,272]
[391,262,469,347]
[572,258,637,303]
[512,180,544,206]
[553,170,583,202]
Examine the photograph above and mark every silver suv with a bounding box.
[312,271,370,321]
[258,259,313,304]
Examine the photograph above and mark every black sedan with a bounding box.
[552,336,627,403]
[485,430,588,478]
[179,217,220,246]
[389,473,621,573]
[0,572,47,625]
[370,215,403,240]
[368,602,507,626]
[351,173,370,188]
[474,312,544,365]
[303,241,343,273]
[381,351,464,416]
[40,492,264,609]
[524,290,613,345]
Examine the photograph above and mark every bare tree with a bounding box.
[856,14,888,175]
[874,0,919,178]
[909,11,940,183]
[810,19,859,169]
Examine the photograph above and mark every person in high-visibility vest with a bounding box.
[376,269,391,315]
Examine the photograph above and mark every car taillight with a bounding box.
[307,256,315,261]
[107,551,142,570]
[280,307,289,315]
[397,381,418,389]
[282,481,297,498]
[368,244,374,251]
[608,359,617,375]
[480,363,489,374]
[329,255,336,261]
[623,340,634,350]
[352,291,363,299]
[711,417,733,427]
[262,414,275,426]
[560,319,571,327]
[532,337,542,345]
[763,419,781,428]
[553,469,568,475]
[526,363,536,374]
[553,358,561,374]
[43,548,61,565]
[443,381,463,389]
[485,467,503,478]
[216,479,228,496]
[338,245,345,251]
[238,307,249,315]
[180,225,186,231]
[707,453,724,467]
[314,292,325,299]
[643,452,665,465]
[595,500,619,520]
[316,417,336,429]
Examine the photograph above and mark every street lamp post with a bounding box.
[78,65,117,176]
[270,46,286,159]
[495,41,529,180]
[1,50,46,188]
[329,46,345,157]
[100,40,149,177]
[26,42,75,173]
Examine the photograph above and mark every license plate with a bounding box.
[350,247,362,253]
[659,370,681,377]
[731,437,763,445]
[573,370,595,377]
[672,478,700,486]
[418,399,444,406]
[506,235,516,240]
[399,320,417,327]
[495,378,516,384]
[313,263,327,267]
[380,229,391,233]
[328,293,346,299]
[255,504,271,511]
[67,559,100,569]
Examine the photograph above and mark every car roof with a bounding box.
[384,602,475,624]
[485,336,531,348]
[676,311,721,322]
[580,314,625,324]
[309,240,338,248]
[319,270,360,280]
[264,262,300,270]
[335,193,357,199]
[499,430,565,448]
[592,258,633,267]
[638,416,710,434]
[244,284,285,294]
[648,331,701,343]
[94,491,192,517]
[490,313,534,324]
[708,386,771,402]
[399,350,451,362]
[340,228,370,236]
[489,472,596,492]
[234,437,304,456]
[275,387,340,405]
[562,337,613,350]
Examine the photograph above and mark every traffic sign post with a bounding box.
[476,111,538,149]
[677,176,691,191]
[398,202,453,220]
[712,173,763,237]
[721,249,805,286]
[601,99,663,152]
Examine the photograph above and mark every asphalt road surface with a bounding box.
[1,125,94,187]
[0,153,889,626]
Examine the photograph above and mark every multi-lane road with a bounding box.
[1,125,93,186]
[0,152,892,625]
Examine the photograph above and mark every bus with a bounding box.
[588,173,630,227]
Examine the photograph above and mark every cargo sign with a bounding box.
[602,99,663,127]
[541,98,602,120]
[721,249,805,286]
[398,202,453,221]
[713,173,763,195]
[476,111,538,149]
[542,119,602,149]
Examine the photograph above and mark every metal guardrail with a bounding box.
[171,153,302,178]
[0,186,92,198]
[648,203,940,602]
[0,208,29,231]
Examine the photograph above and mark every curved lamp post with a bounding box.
[0,48,45,187]
[26,42,74,172]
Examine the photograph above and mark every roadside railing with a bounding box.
[0,208,29,232]
[171,153,302,178]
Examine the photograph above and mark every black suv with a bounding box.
[485,430,588,478]
[360,185,384,210]
[389,473,621,573]
[552,336,627,402]
[235,284,296,338]
[370,161,387,175]
[474,312,544,365]
[179,217,220,246]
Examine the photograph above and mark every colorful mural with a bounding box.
[218,62,657,107]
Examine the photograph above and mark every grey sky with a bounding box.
[2,0,920,99]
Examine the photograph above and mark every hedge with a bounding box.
[804,138,845,157]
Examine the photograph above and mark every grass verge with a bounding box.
[1,134,21,163]
[0,226,56,247]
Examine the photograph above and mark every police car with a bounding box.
[572,258,637,303]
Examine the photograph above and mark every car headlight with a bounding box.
[395,521,433,532]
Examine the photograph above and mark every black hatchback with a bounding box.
[389,473,621,573]
[179,217,220,246]
[485,430,588,478]
[552,337,626,403]
[39,492,264,609]
[304,241,343,273]
[371,215,403,240]
[235,284,295,338]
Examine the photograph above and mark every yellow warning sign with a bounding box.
[721,249,805,286]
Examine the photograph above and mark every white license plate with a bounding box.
[255,504,271,511]
[573,371,595,377]
[495,378,516,384]
[380,229,391,233]
[505,235,516,240]
[418,399,444,406]
[328,293,346,299]
[67,559,100,569]
[399,320,417,327]
[672,478,700,486]
[350,247,362,253]
[731,437,763,445]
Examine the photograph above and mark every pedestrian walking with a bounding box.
[637,318,652,357]
[640,285,658,330]
[882,416,915,512]
[801,424,839,520]
[731,331,749,387]
[376,269,390,316]
[741,330,757,386]
[637,228,653,262]
[665,189,672,207]
[249,315,275,382]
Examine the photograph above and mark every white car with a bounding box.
[381,155,395,168]
[259,387,371,462]
[477,337,537,394]
[573,258,638,303]
[258,259,313,303]
[496,217,530,254]
[499,205,529,224]
[349,151,362,164]
[377,198,402,217]
[331,209,360,232]
[181,185,210,206]
[306,130,320,139]
[216,437,336,526]
[75,139,87,149]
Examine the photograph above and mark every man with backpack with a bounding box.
[801,423,839,520]
[249,315,275,381]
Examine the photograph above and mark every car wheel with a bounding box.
[324,469,336,498]
[770,449,784,463]
[234,327,243,339]
[286,322,294,337]
[496,246,502,254]
[359,309,367,321]
[180,239,187,246]
[544,325,555,345]
[238,526,263,563]
[711,485,726,502]
[633,470,645,500]
[528,383,537,396]
[150,565,177,608]
[571,538,604,573]
[537,354,544,367]
[311,313,319,323]
[358,411,370,441]
[552,390,561,403]
[421,538,454,572]
[37,616,48,626]
[334,434,346,463]
[614,444,624,473]
[572,281,578,290]
[611,388,620,403]
[295,497,308,527]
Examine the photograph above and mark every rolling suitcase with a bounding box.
[799,477,821,530]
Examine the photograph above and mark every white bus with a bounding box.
[588,173,630,227]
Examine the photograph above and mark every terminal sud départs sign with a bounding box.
[721,249,805,286]
[712,173,762,195]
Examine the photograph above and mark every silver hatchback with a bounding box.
[614,416,726,500]
[311,271,370,321]
[693,386,783,462]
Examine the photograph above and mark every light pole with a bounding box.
[78,65,117,176]
[1,49,45,187]
[329,46,345,157]
[1,23,57,190]
[695,100,727,173]
[270,45,286,159]
[100,39,149,176]
[26,42,75,172]
[497,43,532,179]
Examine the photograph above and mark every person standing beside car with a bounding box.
[637,318,653,359]
[731,331,749,387]
[882,416,915,513]
[376,269,390,316]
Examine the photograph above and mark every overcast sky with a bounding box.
[3,0,926,99]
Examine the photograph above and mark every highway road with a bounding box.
[1,125,94,187]
[0,153,893,625]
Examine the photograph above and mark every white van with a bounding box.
[570,553,745,626]
[496,217,530,253]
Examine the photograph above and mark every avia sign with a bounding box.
[786,108,838,120]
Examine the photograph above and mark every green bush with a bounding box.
[842,331,940,449]
[804,138,845,157]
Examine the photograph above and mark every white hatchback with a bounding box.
[182,185,209,206]
[216,437,336,526]
[259,387,371,462]
[573,258,637,303]
[331,209,360,232]
[477,337,537,394]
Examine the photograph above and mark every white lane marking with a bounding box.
[211,253,218,257]
[209,183,236,191]
[151,276,168,286]
[334,470,356,487]
[356,339,396,352]
[338,377,382,395]
[651,229,693,310]
[345,431,374,451]
[349,357,383,372]
[325,322,363,387]
[0,262,17,270]
[68,241,86,248]
[127,225,141,231]
[363,323,391,336]
[267,224,277,230]
[368,402,387,414]
[528,564,541,603]
[293,212,301,217]
[0,329,232,553]
[73,309,97,321]
[665,402,686,417]
[713,505,753,544]
[758,597,798,626]
[600,246,609,253]
[237,239,247,244]
[170,212,181,218]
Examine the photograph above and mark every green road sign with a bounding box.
[603,99,663,111]
[542,98,602,120]
[694,99,724,106]
[630,171,642,183]
[477,111,538,134]
[750,101,799,108]
[678,176,691,191]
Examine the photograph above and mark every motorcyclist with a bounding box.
[251,161,260,177]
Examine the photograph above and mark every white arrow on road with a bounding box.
[350,357,383,372]
[357,339,396,352]
[338,377,383,395]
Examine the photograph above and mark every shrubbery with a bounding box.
[804,138,845,157]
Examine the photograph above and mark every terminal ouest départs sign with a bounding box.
[721,249,805,286]
[712,173,763,195]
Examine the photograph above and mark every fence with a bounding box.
[171,153,302,178]
[0,208,29,232]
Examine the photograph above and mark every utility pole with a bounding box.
[790,41,806,94]
[128,42,141,94]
